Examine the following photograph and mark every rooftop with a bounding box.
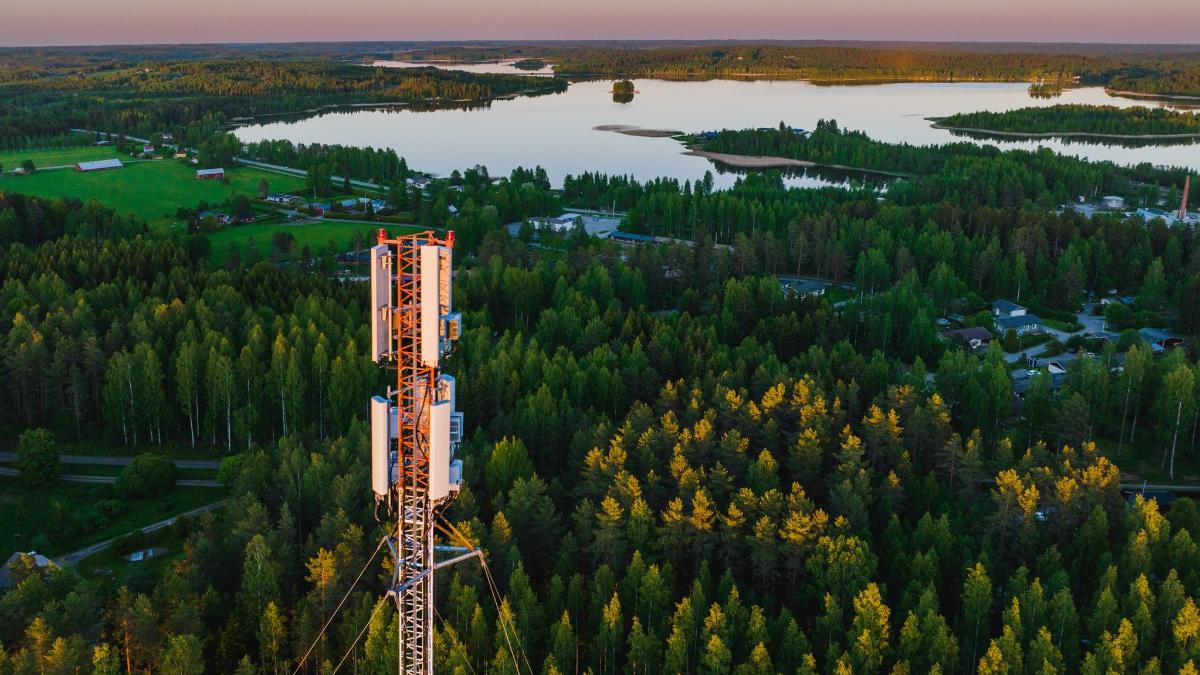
[995,314,1042,329]
[77,158,123,170]
[941,326,992,340]
[992,299,1024,313]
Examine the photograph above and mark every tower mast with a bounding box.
[369,228,464,675]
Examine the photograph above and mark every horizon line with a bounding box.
[3,38,1200,50]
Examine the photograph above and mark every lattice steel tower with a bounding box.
[369,229,464,675]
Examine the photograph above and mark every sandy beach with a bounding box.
[682,148,818,168]
[593,125,681,138]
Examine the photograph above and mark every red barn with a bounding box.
[196,168,225,180]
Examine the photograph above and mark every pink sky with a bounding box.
[4,0,1199,46]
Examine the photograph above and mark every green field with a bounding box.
[0,147,432,267]
[0,154,306,231]
[0,145,126,169]
[0,476,223,558]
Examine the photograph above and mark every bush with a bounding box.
[112,531,148,555]
[115,453,177,498]
[1002,328,1020,353]
[16,428,59,487]
[1041,339,1066,356]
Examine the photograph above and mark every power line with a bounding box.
[433,605,479,675]
[292,536,388,675]
[331,597,389,675]
[478,555,534,675]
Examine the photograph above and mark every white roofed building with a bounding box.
[76,158,124,172]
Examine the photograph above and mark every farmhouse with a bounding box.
[76,158,124,172]
[196,168,225,180]
[197,210,231,226]
[265,193,301,205]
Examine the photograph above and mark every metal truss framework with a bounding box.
[376,229,455,675]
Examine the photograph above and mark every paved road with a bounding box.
[70,129,152,144]
[0,451,220,470]
[55,499,229,566]
[0,465,221,487]
[1122,483,1200,494]
[234,157,388,193]
[1003,302,1109,366]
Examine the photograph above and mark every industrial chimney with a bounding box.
[1182,175,1191,222]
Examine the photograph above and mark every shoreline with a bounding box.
[683,147,913,177]
[1105,89,1200,102]
[594,125,681,138]
[928,118,1200,141]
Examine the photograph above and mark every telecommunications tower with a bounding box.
[369,228,469,675]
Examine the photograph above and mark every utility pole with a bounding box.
[369,229,465,675]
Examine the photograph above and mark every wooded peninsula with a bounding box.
[933,104,1200,140]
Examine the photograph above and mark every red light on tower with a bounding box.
[446,230,456,247]
[377,227,388,244]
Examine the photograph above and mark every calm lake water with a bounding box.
[234,76,1200,189]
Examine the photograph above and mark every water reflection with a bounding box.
[375,59,557,76]
[234,79,1200,189]
[942,128,1200,149]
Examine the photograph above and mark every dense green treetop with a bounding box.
[938,104,1200,136]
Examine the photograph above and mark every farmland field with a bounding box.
[0,145,126,169]
[0,156,306,231]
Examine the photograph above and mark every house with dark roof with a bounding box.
[0,552,57,589]
[609,231,657,244]
[1123,489,1178,511]
[995,313,1044,336]
[940,326,992,351]
[1138,327,1184,352]
[992,299,1027,318]
[778,277,827,299]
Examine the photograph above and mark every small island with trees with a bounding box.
[512,58,547,71]
[931,104,1200,141]
[612,79,635,103]
[1027,82,1063,98]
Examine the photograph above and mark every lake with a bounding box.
[234,75,1200,189]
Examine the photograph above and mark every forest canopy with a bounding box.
[936,104,1200,138]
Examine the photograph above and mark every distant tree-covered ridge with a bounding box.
[0,59,566,151]
[403,43,1200,96]
[936,104,1200,137]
